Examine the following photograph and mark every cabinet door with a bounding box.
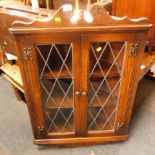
[20,35,81,138]
[81,33,143,136]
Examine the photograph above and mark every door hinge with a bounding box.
[129,43,139,56]
[37,126,46,138]
[23,47,33,61]
[116,122,124,132]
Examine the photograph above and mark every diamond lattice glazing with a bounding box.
[88,42,126,131]
[36,44,74,133]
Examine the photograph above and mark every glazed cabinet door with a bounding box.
[20,35,81,138]
[81,33,144,136]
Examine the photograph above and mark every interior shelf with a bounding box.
[88,87,118,108]
[90,60,121,79]
[45,97,73,109]
[44,88,118,109]
[48,123,74,133]
[43,69,72,79]
[42,60,120,80]
[90,70,120,79]
[45,95,117,109]
[42,63,72,79]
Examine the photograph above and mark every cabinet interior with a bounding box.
[35,41,126,134]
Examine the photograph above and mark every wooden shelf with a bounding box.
[0,63,23,92]
[43,69,72,79]
[45,97,73,109]
[42,76,119,109]
[91,70,120,79]
[45,95,116,109]
[89,94,117,108]
[90,60,120,79]
[45,91,117,109]
[43,60,120,80]
[49,123,74,133]
[43,63,72,79]
[139,52,155,81]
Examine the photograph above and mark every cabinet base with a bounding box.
[33,135,128,146]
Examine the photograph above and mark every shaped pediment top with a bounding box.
[10,3,152,34]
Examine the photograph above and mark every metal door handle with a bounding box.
[82,91,87,96]
[75,91,81,96]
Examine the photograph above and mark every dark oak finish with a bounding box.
[112,0,155,82]
[9,4,151,146]
[112,0,155,48]
[0,3,56,100]
[0,2,55,56]
[33,135,128,145]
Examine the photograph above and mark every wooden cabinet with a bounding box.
[10,5,151,145]
[112,0,155,80]
[112,0,155,48]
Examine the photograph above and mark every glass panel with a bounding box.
[88,41,126,132]
[36,43,74,134]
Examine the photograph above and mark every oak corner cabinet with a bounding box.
[10,5,151,146]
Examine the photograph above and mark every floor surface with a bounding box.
[0,75,155,155]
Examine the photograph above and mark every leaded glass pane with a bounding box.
[36,43,74,134]
[88,42,126,131]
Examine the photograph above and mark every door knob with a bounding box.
[75,91,81,96]
[82,91,87,96]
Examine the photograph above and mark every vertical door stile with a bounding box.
[73,36,82,136]
[16,36,41,137]
[24,38,47,137]
[113,38,133,134]
[81,35,89,136]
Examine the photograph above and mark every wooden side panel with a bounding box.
[113,0,155,47]
[14,36,39,138]
[116,32,147,133]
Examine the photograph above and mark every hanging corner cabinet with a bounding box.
[10,4,152,146]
